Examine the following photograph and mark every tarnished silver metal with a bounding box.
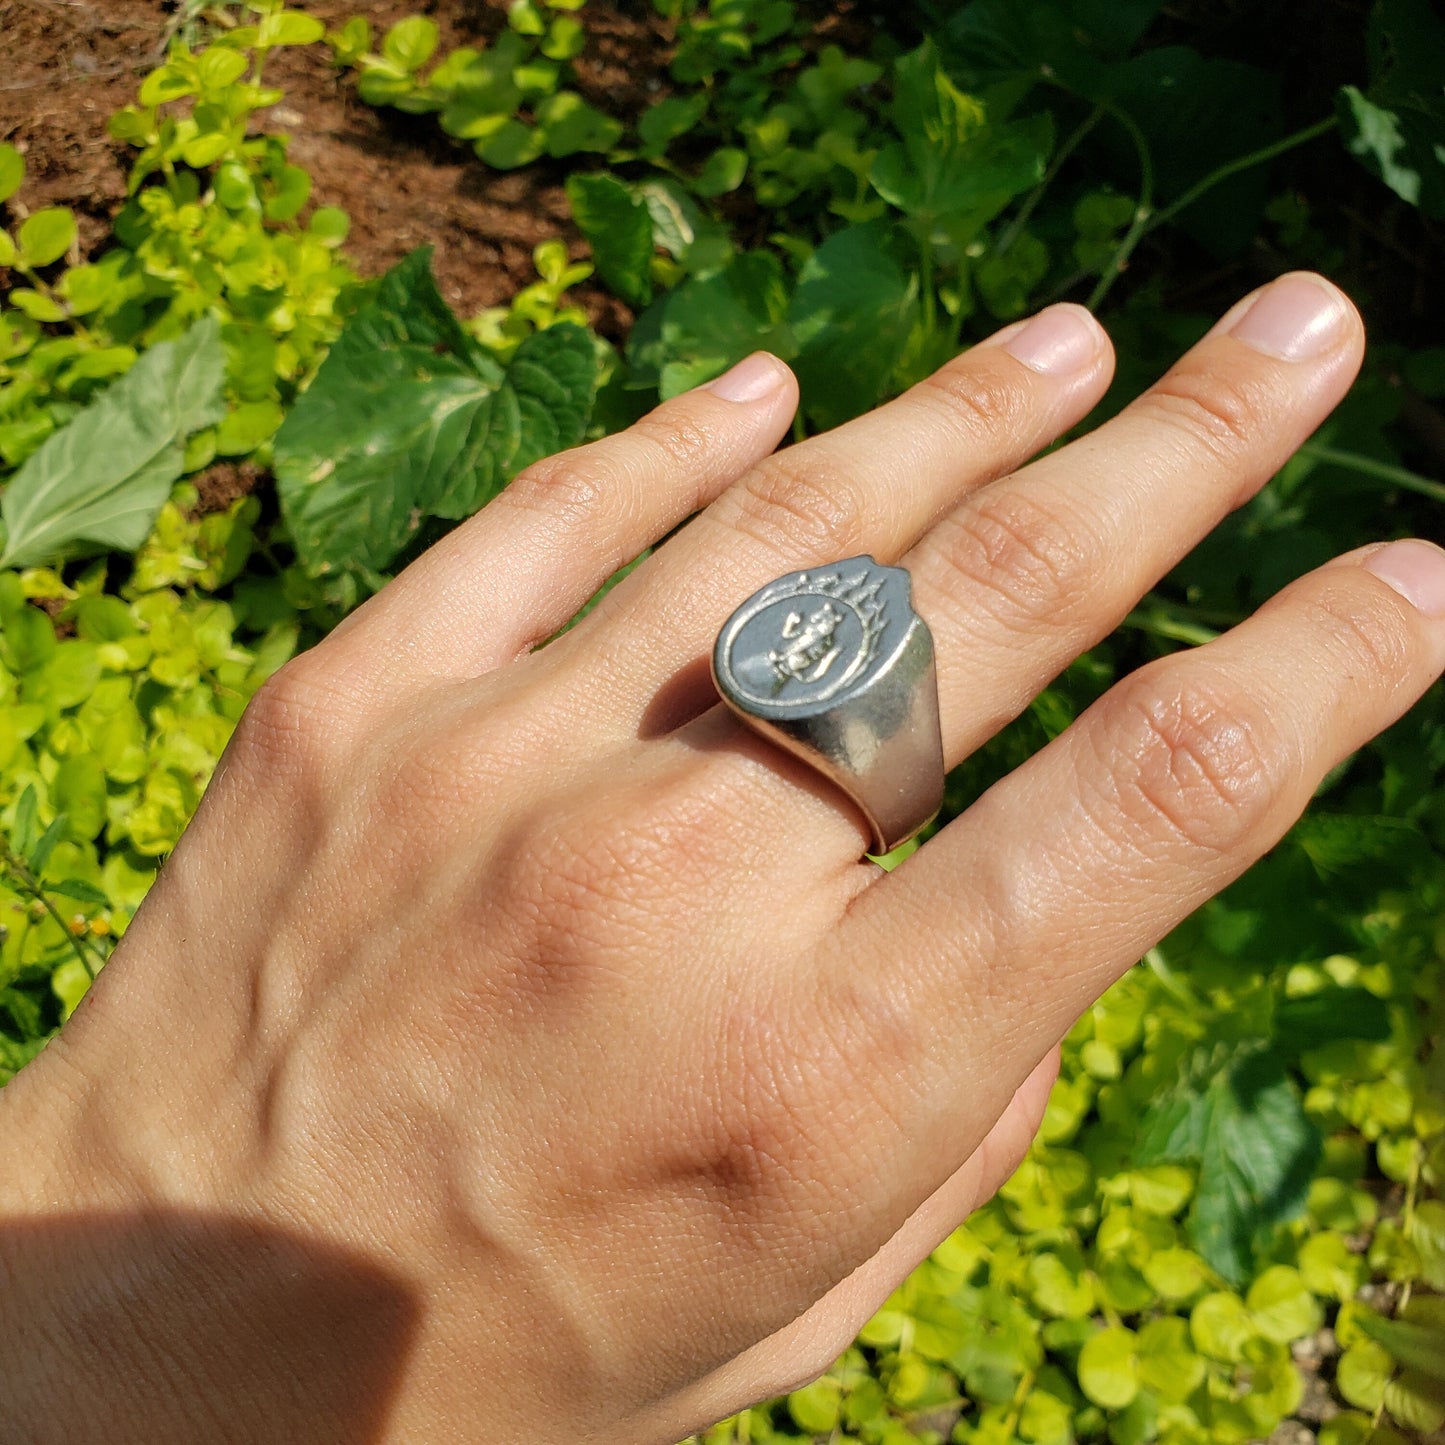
[711,555,944,855]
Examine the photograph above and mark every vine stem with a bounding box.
[993,104,1104,260]
[1148,114,1340,235]
[1083,102,1153,312]
[1087,113,1339,311]
[1299,442,1445,504]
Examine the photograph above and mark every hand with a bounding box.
[3,272,1442,1444]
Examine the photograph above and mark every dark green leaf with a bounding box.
[274,248,595,575]
[47,878,110,906]
[11,784,40,859]
[637,94,708,157]
[788,220,920,429]
[27,815,67,875]
[1137,1044,1320,1284]
[1339,0,1445,216]
[1275,988,1392,1052]
[566,173,654,307]
[635,250,791,398]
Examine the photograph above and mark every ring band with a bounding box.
[711,555,944,855]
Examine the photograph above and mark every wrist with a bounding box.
[0,1037,420,1444]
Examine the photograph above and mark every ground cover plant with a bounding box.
[1,0,1443,1440]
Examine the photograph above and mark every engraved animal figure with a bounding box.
[769,600,844,684]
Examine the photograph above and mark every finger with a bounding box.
[324,352,799,687]
[812,540,1445,1249]
[910,271,1366,761]
[565,304,1113,728]
[644,274,1364,866]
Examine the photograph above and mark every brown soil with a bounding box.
[0,0,674,334]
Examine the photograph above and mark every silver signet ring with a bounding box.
[712,555,945,855]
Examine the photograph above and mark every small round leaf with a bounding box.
[18,207,77,268]
[1077,1326,1140,1410]
[0,142,24,203]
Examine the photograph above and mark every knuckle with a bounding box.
[499,786,715,986]
[724,450,867,558]
[1104,668,1284,856]
[503,446,612,529]
[1130,365,1263,469]
[933,485,1094,624]
[911,356,1034,441]
[230,654,348,776]
[630,404,726,485]
[1300,574,1413,685]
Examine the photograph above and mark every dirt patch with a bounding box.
[0,0,675,337]
[0,0,166,254]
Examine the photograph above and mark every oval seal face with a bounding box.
[716,562,887,710]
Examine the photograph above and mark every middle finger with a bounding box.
[566,303,1113,726]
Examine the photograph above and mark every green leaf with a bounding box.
[0,141,25,202]
[1337,1341,1395,1411]
[0,316,225,569]
[540,14,586,60]
[788,1378,842,1432]
[870,41,1050,233]
[638,250,791,398]
[440,39,525,135]
[11,784,40,858]
[216,400,285,456]
[788,220,920,429]
[258,9,326,46]
[1246,1265,1323,1343]
[1337,0,1445,217]
[475,119,544,169]
[1189,1290,1257,1363]
[49,878,111,907]
[1275,985,1392,1050]
[198,47,249,89]
[1136,1316,1206,1403]
[694,145,748,197]
[536,92,624,157]
[1356,1307,1445,1381]
[566,173,654,307]
[274,248,595,576]
[17,208,77,268]
[1137,1043,1320,1284]
[309,206,350,247]
[28,815,67,876]
[1077,1326,1140,1410]
[638,94,708,157]
[381,15,439,72]
[508,0,547,36]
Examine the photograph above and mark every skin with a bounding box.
[1,271,1442,1444]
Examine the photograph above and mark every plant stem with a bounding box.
[1121,603,1222,648]
[994,103,1104,260]
[1088,113,1338,311]
[1299,442,1445,504]
[919,228,937,339]
[1147,114,1339,235]
[0,843,103,980]
[1084,103,1154,311]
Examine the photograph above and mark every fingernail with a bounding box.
[1361,539,1445,619]
[1000,303,1101,375]
[1227,273,1350,361]
[704,352,785,403]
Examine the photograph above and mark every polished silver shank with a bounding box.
[711,556,944,854]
